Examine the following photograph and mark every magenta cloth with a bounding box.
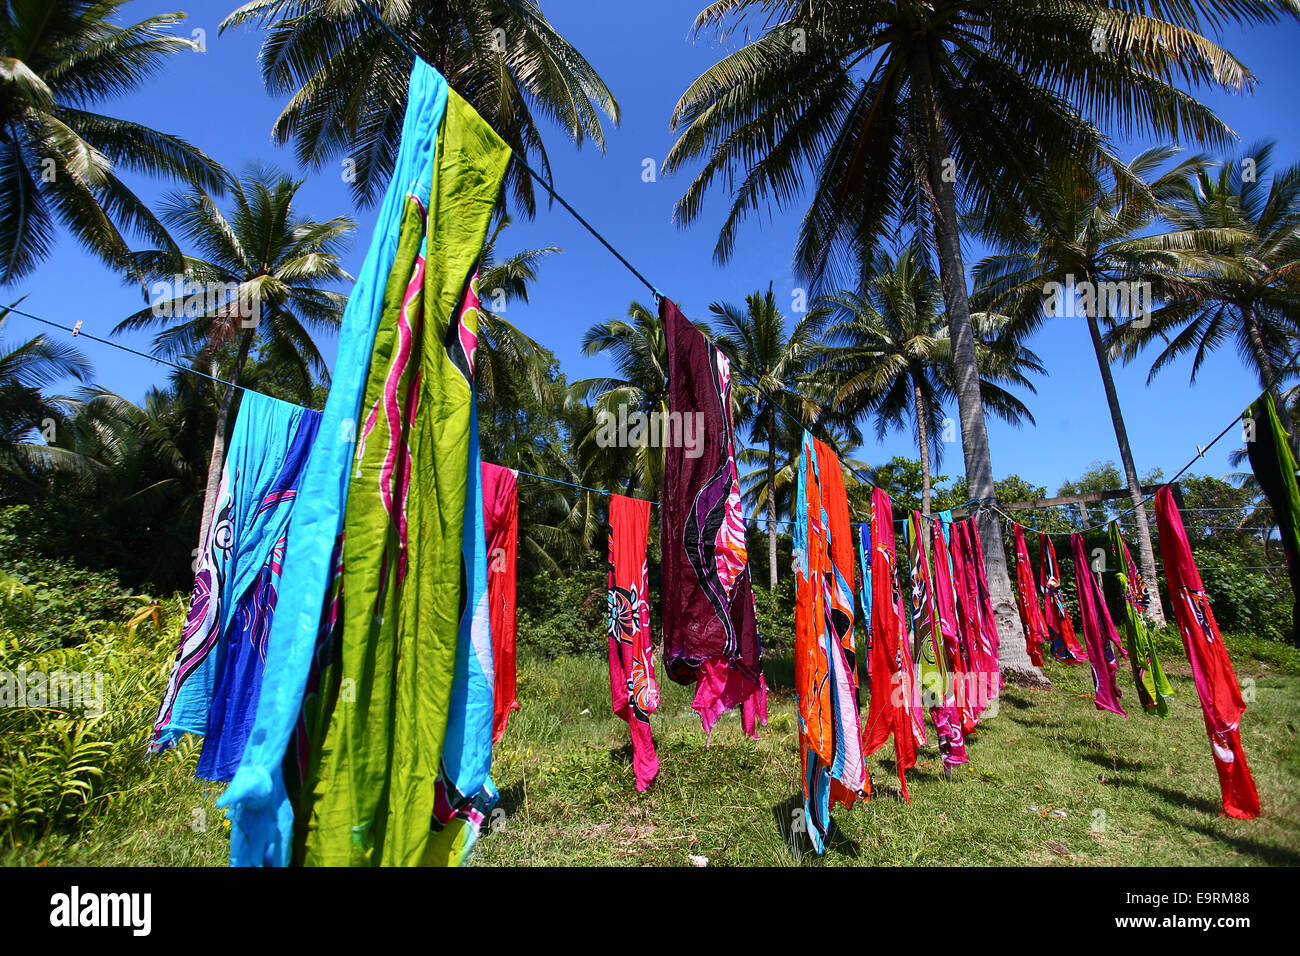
[1155,487,1260,818]
[607,494,659,790]
[659,297,767,738]
[1069,532,1128,717]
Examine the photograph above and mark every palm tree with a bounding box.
[0,305,92,489]
[1112,142,1300,443]
[568,301,669,499]
[114,165,354,547]
[476,214,560,408]
[825,246,1043,516]
[709,283,826,594]
[0,0,225,284]
[663,0,1287,677]
[970,147,1218,625]
[221,0,619,213]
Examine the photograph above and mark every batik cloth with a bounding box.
[931,519,976,735]
[660,297,767,740]
[288,87,509,867]
[606,494,660,791]
[219,60,452,867]
[905,513,967,770]
[794,434,867,852]
[1012,524,1048,668]
[1155,486,1261,819]
[483,462,520,743]
[1069,532,1127,717]
[1039,532,1088,663]
[1244,390,1300,643]
[857,524,873,681]
[150,392,321,786]
[951,519,1000,715]
[1109,521,1173,717]
[861,488,916,802]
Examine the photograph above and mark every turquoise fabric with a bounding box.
[217,61,449,867]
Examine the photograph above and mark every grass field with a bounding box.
[7,630,1299,867]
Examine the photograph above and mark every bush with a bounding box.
[516,569,608,660]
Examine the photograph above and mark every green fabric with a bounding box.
[1244,390,1300,645]
[295,91,510,866]
[1108,521,1173,717]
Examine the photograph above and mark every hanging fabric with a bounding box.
[1012,524,1047,668]
[660,297,767,740]
[482,462,520,743]
[857,523,873,681]
[1039,532,1088,663]
[1243,390,1300,643]
[1155,486,1260,819]
[149,391,321,784]
[292,88,509,868]
[794,434,867,852]
[861,488,916,802]
[1069,532,1127,717]
[607,494,660,791]
[905,512,967,773]
[951,519,1000,715]
[931,518,977,736]
[1109,521,1173,717]
[219,60,452,867]
[220,65,511,868]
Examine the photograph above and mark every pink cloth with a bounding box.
[1069,532,1128,717]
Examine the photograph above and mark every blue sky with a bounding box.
[10,1,1300,494]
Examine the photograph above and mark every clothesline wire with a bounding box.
[4,303,303,408]
[994,414,1243,538]
[355,0,661,302]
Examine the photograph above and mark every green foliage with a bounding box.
[516,569,608,661]
[0,506,140,651]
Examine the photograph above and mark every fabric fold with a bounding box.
[861,488,915,802]
[1109,521,1173,717]
[1243,390,1300,643]
[660,297,767,739]
[1069,532,1127,717]
[794,434,867,852]
[1012,524,1048,668]
[150,392,321,785]
[1155,486,1260,819]
[905,512,966,770]
[482,462,520,742]
[219,60,451,867]
[1039,532,1088,663]
[607,494,660,792]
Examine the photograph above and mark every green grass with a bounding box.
[7,631,1298,867]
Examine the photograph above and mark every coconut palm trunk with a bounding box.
[1243,304,1296,444]
[912,375,932,516]
[1084,308,1165,625]
[913,42,1042,681]
[197,326,255,551]
[767,404,779,596]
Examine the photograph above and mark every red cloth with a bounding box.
[1040,532,1088,663]
[1155,487,1260,819]
[1069,531,1127,717]
[659,298,766,738]
[932,520,977,735]
[861,488,915,801]
[482,462,519,743]
[951,519,1000,714]
[1012,524,1047,668]
[607,494,660,791]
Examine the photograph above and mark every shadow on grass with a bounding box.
[1150,808,1300,865]
[771,791,862,862]
[1078,750,1152,774]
